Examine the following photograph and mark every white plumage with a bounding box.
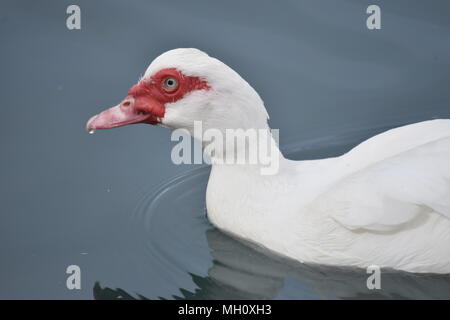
[317,120,450,231]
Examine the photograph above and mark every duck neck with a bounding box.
[198,124,284,176]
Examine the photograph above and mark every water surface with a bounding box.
[1,0,450,299]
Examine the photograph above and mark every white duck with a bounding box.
[87,48,450,274]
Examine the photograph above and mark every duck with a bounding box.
[86,48,450,274]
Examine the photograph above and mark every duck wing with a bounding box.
[312,119,450,232]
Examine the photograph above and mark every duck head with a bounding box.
[86,48,270,139]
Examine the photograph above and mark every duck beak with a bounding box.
[86,96,156,132]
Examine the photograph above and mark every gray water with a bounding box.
[1,0,450,299]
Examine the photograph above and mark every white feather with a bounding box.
[314,120,450,231]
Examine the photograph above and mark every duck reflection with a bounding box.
[93,228,450,300]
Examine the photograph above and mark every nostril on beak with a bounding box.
[120,96,135,111]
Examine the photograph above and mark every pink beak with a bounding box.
[86,96,155,132]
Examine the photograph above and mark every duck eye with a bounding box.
[162,77,179,92]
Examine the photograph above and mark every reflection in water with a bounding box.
[94,227,450,300]
[93,124,450,300]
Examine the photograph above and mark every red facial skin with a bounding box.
[86,68,210,131]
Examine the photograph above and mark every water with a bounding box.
[1,0,450,299]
